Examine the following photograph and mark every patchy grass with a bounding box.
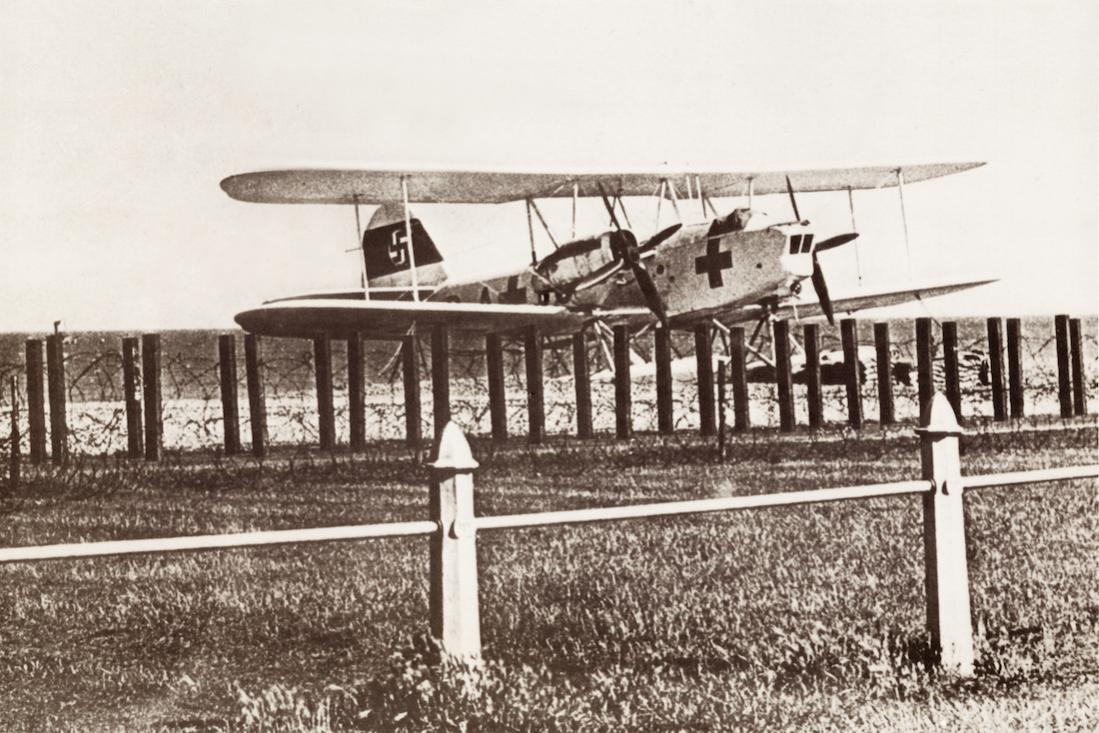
[0,426,1096,731]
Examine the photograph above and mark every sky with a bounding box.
[1,0,1096,332]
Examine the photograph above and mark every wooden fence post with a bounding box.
[121,337,143,459]
[313,337,335,451]
[572,332,593,439]
[915,317,934,415]
[141,333,162,461]
[429,422,482,661]
[8,377,19,491]
[773,320,795,432]
[1055,314,1072,418]
[717,358,727,459]
[730,326,750,431]
[24,339,46,464]
[841,318,862,429]
[942,321,962,422]
[1069,318,1086,416]
[613,325,632,440]
[46,332,67,464]
[431,325,451,439]
[873,323,894,425]
[654,326,674,434]
[524,326,545,444]
[1006,318,1025,418]
[244,334,267,458]
[218,334,242,455]
[694,323,715,436]
[804,323,823,429]
[485,334,507,443]
[918,392,974,677]
[986,318,1006,421]
[402,335,422,447]
[348,334,366,452]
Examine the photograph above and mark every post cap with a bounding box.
[431,422,479,471]
[915,392,963,436]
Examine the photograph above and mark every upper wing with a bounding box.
[234,298,651,339]
[220,162,985,205]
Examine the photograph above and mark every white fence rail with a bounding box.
[0,393,1096,678]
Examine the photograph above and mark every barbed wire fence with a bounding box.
[1,319,1096,468]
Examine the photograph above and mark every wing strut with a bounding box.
[571,181,579,239]
[666,180,683,222]
[897,168,913,279]
[525,199,537,265]
[353,195,370,299]
[528,198,559,249]
[654,180,666,231]
[847,186,862,286]
[400,177,421,301]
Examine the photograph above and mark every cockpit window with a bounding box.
[789,233,815,254]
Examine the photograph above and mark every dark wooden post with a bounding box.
[654,326,674,434]
[916,317,934,415]
[1054,314,1072,418]
[941,321,962,422]
[572,332,593,439]
[46,332,67,464]
[347,334,366,452]
[613,325,632,440]
[841,318,862,428]
[717,358,727,460]
[401,334,422,447]
[485,333,507,442]
[244,333,267,458]
[218,334,242,455]
[730,326,750,431]
[873,323,894,425]
[1006,318,1025,418]
[804,323,823,429]
[313,337,335,451]
[694,323,715,436]
[986,318,1006,421]
[122,337,143,458]
[524,326,545,444]
[773,320,795,432]
[8,377,19,491]
[431,325,451,439]
[24,339,46,464]
[141,333,162,461]
[1069,318,1087,416]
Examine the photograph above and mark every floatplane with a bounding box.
[222,164,995,382]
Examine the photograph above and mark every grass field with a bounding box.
[0,425,1096,731]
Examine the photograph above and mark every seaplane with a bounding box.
[222,164,995,382]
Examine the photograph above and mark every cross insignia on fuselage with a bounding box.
[499,275,527,304]
[695,238,733,288]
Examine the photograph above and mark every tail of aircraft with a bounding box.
[362,203,447,290]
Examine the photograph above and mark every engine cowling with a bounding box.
[531,230,638,303]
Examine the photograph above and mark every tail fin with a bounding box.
[362,203,447,288]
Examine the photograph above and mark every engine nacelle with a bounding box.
[531,230,637,304]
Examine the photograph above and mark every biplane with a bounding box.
[222,163,995,379]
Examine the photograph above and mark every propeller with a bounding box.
[638,223,682,256]
[808,233,857,326]
[598,184,670,324]
[785,175,803,224]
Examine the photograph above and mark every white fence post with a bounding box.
[917,392,974,676]
[429,422,482,661]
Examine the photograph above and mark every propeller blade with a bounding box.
[785,175,802,223]
[810,251,834,326]
[813,232,859,253]
[597,183,622,231]
[638,223,683,255]
[630,261,668,324]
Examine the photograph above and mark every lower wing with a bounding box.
[234,298,651,339]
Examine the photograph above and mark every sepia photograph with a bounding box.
[1,1,1096,730]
